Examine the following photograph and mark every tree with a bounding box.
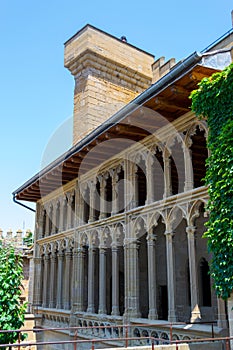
[190,62,233,299]
[0,245,27,348]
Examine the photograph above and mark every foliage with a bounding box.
[23,231,34,247]
[190,62,233,299]
[0,246,27,348]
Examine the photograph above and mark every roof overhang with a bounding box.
[13,49,232,202]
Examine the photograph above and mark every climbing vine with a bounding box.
[190,62,233,299]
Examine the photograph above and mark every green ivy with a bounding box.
[0,246,27,348]
[190,62,233,299]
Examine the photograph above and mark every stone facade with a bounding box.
[14,25,233,348]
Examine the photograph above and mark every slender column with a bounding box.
[217,297,228,328]
[49,252,57,308]
[186,225,201,322]
[59,198,64,232]
[88,181,96,223]
[183,143,194,191]
[124,238,141,318]
[73,246,85,311]
[63,250,72,309]
[147,233,158,319]
[124,160,138,210]
[87,246,96,313]
[51,202,57,234]
[146,154,155,205]
[99,177,107,219]
[163,153,172,198]
[66,193,72,230]
[42,254,50,308]
[56,251,64,309]
[111,245,120,315]
[111,173,119,215]
[33,256,43,307]
[165,231,177,321]
[45,209,50,237]
[98,246,107,314]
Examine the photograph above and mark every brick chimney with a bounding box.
[64,25,154,145]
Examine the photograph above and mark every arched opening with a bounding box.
[139,232,149,318]
[95,180,100,220]
[199,258,211,307]
[190,127,208,189]
[137,158,147,206]
[83,187,90,223]
[155,217,167,320]
[55,202,60,233]
[153,148,164,201]
[169,137,185,195]
[118,167,125,213]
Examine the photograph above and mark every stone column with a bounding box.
[98,246,107,314]
[73,246,86,311]
[163,153,172,198]
[111,173,119,215]
[124,160,138,210]
[111,245,120,316]
[146,154,155,205]
[165,231,177,322]
[124,238,141,318]
[66,193,72,230]
[217,298,228,329]
[186,225,201,322]
[49,252,57,308]
[99,176,107,219]
[33,256,43,307]
[51,201,56,235]
[227,293,233,349]
[88,181,96,223]
[42,254,50,308]
[56,251,64,309]
[147,233,158,319]
[183,143,194,192]
[59,198,64,232]
[63,250,72,309]
[45,209,50,237]
[87,246,96,313]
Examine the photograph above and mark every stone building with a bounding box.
[13,25,233,346]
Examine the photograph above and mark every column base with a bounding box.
[98,309,107,315]
[190,308,201,323]
[148,309,158,320]
[168,310,177,322]
[87,306,95,313]
[111,307,120,316]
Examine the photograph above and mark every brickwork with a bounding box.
[64,25,155,145]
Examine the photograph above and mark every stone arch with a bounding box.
[132,215,147,239]
[166,205,186,232]
[188,199,208,227]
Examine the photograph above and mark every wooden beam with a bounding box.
[154,97,190,112]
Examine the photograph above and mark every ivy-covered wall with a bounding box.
[191,63,233,299]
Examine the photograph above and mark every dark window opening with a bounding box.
[191,129,208,188]
[200,258,211,307]
[137,162,147,206]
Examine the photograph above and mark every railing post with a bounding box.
[125,325,128,348]
[151,338,154,350]
[73,330,77,350]
[176,340,178,350]
[18,331,21,350]
[91,340,95,350]
[226,338,230,350]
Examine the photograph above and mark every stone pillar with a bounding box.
[63,250,72,309]
[51,201,57,234]
[163,153,172,198]
[76,183,85,226]
[146,154,155,205]
[99,176,107,219]
[87,246,96,313]
[49,252,57,308]
[111,172,119,215]
[111,245,120,316]
[125,160,138,210]
[56,251,64,309]
[217,297,228,328]
[186,226,201,322]
[33,256,43,307]
[227,293,233,349]
[67,193,72,230]
[88,181,96,223]
[183,143,194,192]
[42,254,50,308]
[124,239,140,318]
[98,246,107,314]
[147,234,158,319]
[73,246,85,311]
[165,231,177,322]
[59,198,64,233]
[45,209,50,237]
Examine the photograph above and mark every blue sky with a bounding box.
[0,0,232,234]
